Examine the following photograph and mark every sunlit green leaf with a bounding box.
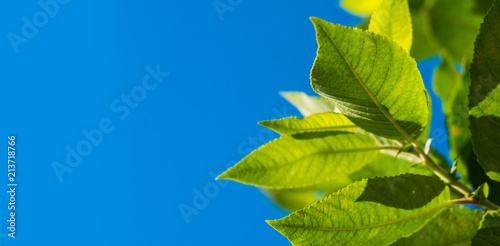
[392,207,483,246]
[310,17,430,140]
[340,0,381,16]
[268,174,451,246]
[468,0,500,182]
[369,0,413,52]
[217,132,398,189]
[258,112,357,135]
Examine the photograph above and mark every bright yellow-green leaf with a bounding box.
[468,0,500,182]
[310,17,430,140]
[341,0,381,16]
[258,112,357,135]
[369,0,413,52]
[268,174,451,246]
[217,132,398,189]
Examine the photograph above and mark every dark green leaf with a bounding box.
[468,0,500,182]
[430,0,483,61]
[471,211,500,245]
[409,3,442,60]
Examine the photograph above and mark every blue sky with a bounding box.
[0,1,447,245]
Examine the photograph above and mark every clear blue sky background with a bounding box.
[0,0,447,245]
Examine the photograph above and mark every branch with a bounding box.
[413,144,499,211]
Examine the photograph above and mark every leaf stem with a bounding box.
[413,144,499,211]
[449,198,499,210]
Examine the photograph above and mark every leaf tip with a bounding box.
[215,171,230,180]
[256,120,267,126]
[266,219,288,236]
[266,219,279,229]
[309,16,323,26]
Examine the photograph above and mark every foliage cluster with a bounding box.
[219,0,500,244]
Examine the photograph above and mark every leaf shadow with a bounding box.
[460,139,500,205]
[355,174,445,210]
[469,73,500,108]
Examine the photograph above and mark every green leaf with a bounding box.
[264,179,353,212]
[267,174,451,246]
[357,17,371,30]
[472,182,490,200]
[409,8,441,60]
[279,91,338,117]
[258,112,357,135]
[475,0,495,15]
[340,0,381,16]
[432,58,500,201]
[457,141,500,205]
[471,211,500,245]
[266,152,434,212]
[343,0,482,61]
[392,207,483,246]
[310,17,430,140]
[369,0,413,52]
[347,151,433,178]
[430,0,483,61]
[217,132,398,189]
[468,0,500,182]
[394,144,414,158]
